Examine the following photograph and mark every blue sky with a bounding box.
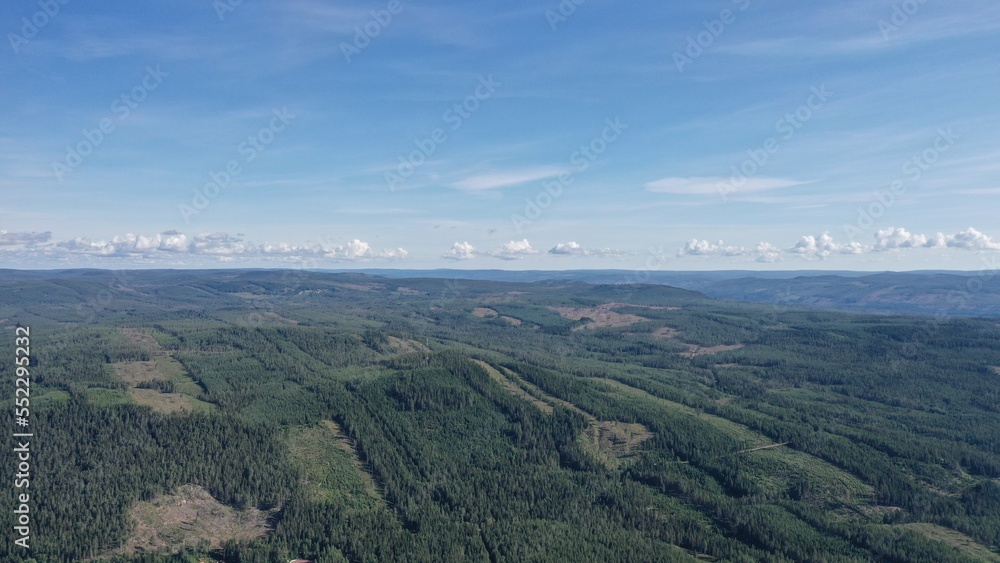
[2,0,1000,270]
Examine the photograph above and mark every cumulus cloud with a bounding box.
[872,227,938,251]
[946,227,1000,251]
[873,227,1000,252]
[0,231,52,247]
[549,241,624,257]
[490,239,540,260]
[29,231,408,263]
[679,238,795,261]
[678,239,748,257]
[754,242,782,263]
[192,232,255,255]
[677,227,1000,262]
[787,232,863,259]
[442,241,476,260]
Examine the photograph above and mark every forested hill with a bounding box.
[2,269,1000,562]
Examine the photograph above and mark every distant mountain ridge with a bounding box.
[341,269,1000,317]
[2,267,998,317]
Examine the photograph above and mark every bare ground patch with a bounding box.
[472,308,521,326]
[395,286,426,295]
[118,484,271,557]
[387,336,431,354]
[652,327,682,339]
[679,344,745,358]
[120,327,163,353]
[387,336,419,354]
[332,282,386,292]
[580,421,653,468]
[737,442,789,454]
[548,304,648,330]
[264,311,299,324]
[112,360,167,386]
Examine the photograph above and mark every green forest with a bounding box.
[2,269,1000,562]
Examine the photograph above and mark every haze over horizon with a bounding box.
[3,0,1000,270]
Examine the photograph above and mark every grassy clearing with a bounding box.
[86,388,131,406]
[751,446,875,505]
[473,360,552,413]
[109,358,214,414]
[594,377,760,443]
[594,376,875,505]
[34,388,71,407]
[898,523,1000,562]
[476,361,652,469]
[111,328,214,414]
[286,420,383,508]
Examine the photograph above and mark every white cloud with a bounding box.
[192,232,255,255]
[754,242,782,263]
[549,241,584,255]
[36,232,408,263]
[549,241,624,257]
[451,167,566,191]
[873,227,1000,252]
[678,227,1000,262]
[443,241,476,260]
[678,239,748,257]
[789,233,835,259]
[873,227,937,251]
[786,233,866,259]
[0,231,52,247]
[946,227,1000,251]
[646,176,805,195]
[490,239,540,260]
